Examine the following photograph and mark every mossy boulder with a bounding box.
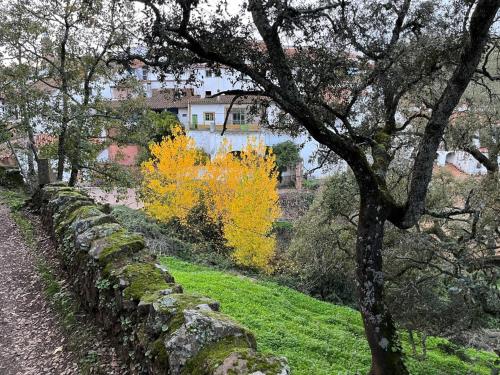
[76,223,123,253]
[183,338,290,375]
[70,212,117,239]
[165,308,257,374]
[55,204,103,238]
[88,229,145,263]
[118,262,174,301]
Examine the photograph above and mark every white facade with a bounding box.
[100,65,246,102]
[436,150,494,175]
[96,62,337,177]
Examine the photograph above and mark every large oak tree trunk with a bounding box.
[356,195,408,375]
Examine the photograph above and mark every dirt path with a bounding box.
[0,204,78,374]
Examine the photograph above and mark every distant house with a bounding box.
[98,61,340,177]
[436,149,490,175]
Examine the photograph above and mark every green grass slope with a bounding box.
[162,257,497,375]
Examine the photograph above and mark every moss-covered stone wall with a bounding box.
[34,184,289,375]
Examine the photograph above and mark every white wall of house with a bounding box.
[437,150,489,175]
[187,129,343,177]
[178,108,189,126]
[192,68,245,97]
[129,66,246,99]
[189,103,226,128]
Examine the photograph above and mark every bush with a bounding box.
[111,205,233,263]
[272,141,301,173]
[111,205,170,239]
[286,174,358,305]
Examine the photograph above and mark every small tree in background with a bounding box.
[142,126,280,269]
[272,140,301,183]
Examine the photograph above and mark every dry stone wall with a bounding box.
[34,183,289,375]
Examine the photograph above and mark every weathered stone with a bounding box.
[55,204,101,238]
[71,212,117,238]
[181,340,290,375]
[213,352,290,375]
[166,308,257,374]
[75,223,123,252]
[88,230,144,262]
[37,158,52,185]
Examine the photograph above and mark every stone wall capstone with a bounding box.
[33,183,289,375]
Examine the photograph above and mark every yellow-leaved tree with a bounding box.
[141,125,280,270]
[141,126,206,222]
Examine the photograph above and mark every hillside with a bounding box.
[162,257,497,375]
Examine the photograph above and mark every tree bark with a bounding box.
[56,104,68,181]
[356,194,408,375]
[68,162,78,186]
[56,13,71,181]
[408,329,417,357]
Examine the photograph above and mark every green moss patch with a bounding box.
[55,204,102,237]
[92,229,145,263]
[181,337,276,375]
[150,337,169,369]
[121,263,170,301]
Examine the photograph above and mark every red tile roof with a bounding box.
[146,88,198,109]
[188,95,267,105]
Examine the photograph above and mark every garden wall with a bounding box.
[33,183,289,375]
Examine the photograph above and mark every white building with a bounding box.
[436,149,493,175]
[100,61,338,178]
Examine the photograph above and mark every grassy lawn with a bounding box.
[162,256,497,375]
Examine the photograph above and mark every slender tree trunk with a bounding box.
[69,162,79,186]
[56,17,70,181]
[421,333,427,360]
[21,105,39,189]
[356,194,408,375]
[68,111,84,186]
[27,149,36,187]
[69,79,92,187]
[408,329,417,356]
[57,93,69,181]
[68,119,81,186]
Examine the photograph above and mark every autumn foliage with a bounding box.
[141,126,280,269]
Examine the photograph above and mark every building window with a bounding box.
[142,66,149,80]
[205,90,212,96]
[204,112,215,122]
[111,86,132,100]
[205,69,213,78]
[231,108,246,125]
